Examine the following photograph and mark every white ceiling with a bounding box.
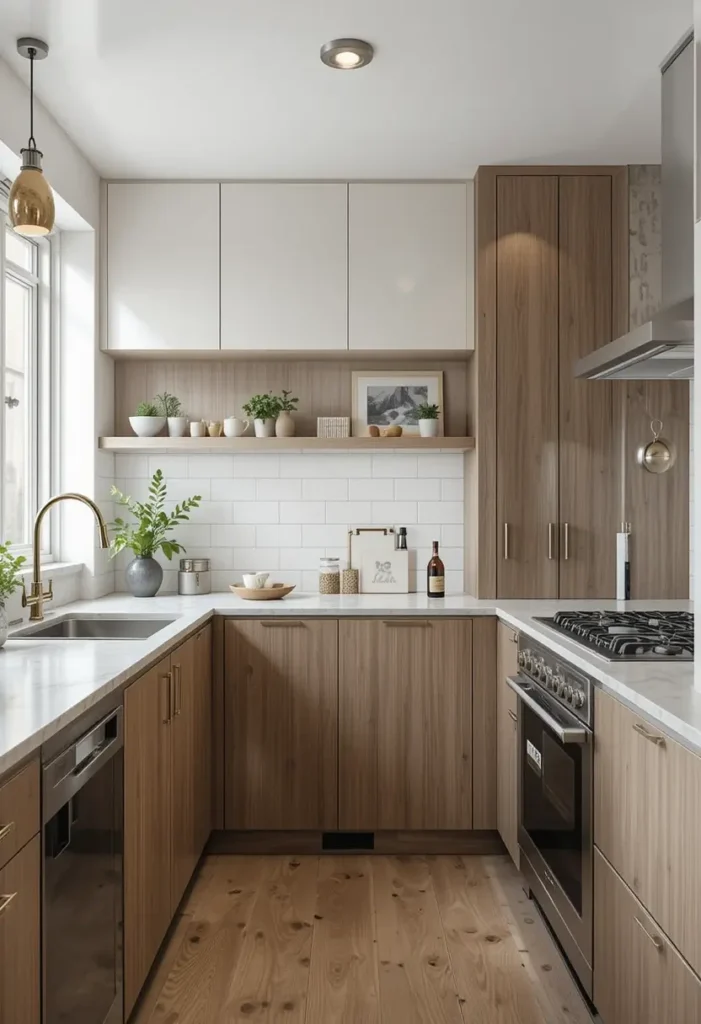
[0,0,691,179]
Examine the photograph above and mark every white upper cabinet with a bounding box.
[220,183,347,351]
[348,183,472,351]
[106,183,220,352]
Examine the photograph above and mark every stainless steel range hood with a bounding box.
[576,31,694,381]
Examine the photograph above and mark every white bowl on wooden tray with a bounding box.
[229,583,296,601]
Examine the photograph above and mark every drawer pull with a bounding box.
[632,722,666,747]
[384,620,431,628]
[0,822,15,843]
[508,632,518,645]
[260,621,305,628]
[507,709,517,723]
[0,892,16,916]
[634,915,664,951]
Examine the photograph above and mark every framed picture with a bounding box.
[351,370,444,437]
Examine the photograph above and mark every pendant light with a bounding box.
[9,37,55,236]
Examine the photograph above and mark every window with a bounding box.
[0,194,53,555]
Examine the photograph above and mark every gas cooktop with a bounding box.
[535,610,694,662]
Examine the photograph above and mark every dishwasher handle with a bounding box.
[43,707,123,823]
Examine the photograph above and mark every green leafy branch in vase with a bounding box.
[109,469,201,561]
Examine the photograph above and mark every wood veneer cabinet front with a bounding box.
[0,834,40,1024]
[594,848,701,1024]
[224,619,338,830]
[595,688,701,978]
[496,622,519,867]
[338,619,473,830]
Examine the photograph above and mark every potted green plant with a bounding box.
[110,470,201,597]
[416,401,440,438]
[0,542,27,647]
[242,392,282,438]
[157,392,188,437]
[275,390,299,437]
[129,400,167,438]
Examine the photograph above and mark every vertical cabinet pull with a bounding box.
[0,822,15,844]
[563,522,570,561]
[0,892,16,916]
[173,664,182,716]
[507,709,517,724]
[548,522,556,560]
[162,672,172,724]
[503,523,510,560]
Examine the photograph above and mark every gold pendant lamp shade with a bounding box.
[9,38,55,237]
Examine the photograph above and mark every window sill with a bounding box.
[18,561,84,581]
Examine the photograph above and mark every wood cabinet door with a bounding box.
[496,175,559,598]
[107,183,220,351]
[0,835,40,1024]
[594,848,701,1024]
[595,689,701,978]
[170,627,212,911]
[348,183,469,350]
[496,622,519,867]
[338,619,473,830]
[220,183,348,351]
[558,176,618,598]
[124,655,173,1017]
[224,620,338,830]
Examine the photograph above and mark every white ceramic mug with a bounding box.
[224,416,250,438]
[190,420,207,438]
[242,572,269,589]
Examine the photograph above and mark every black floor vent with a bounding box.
[321,831,375,851]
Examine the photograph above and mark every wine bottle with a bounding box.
[427,540,445,598]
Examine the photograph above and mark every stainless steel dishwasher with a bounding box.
[42,694,124,1024]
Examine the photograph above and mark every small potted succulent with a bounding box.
[416,401,440,438]
[0,542,27,647]
[157,392,188,437]
[110,470,201,597]
[129,400,167,438]
[242,392,282,438]
[275,390,299,437]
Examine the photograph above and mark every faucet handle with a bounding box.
[20,581,28,608]
[43,578,53,603]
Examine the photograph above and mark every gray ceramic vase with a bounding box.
[125,556,163,598]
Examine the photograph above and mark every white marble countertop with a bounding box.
[0,592,696,777]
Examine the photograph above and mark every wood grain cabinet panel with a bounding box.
[338,619,473,830]
[558,176,617,598]
[0,834,40,1024]
[124,655,173,1017]
[0,758,39,872]
[594,848,701,1024]
[496,622,519,867]
[595,689,701,978]
[495,175,559,598]
[224,620,338,830]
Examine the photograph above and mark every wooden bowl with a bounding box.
[229,583,296,601]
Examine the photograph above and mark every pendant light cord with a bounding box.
[28,46,36,150]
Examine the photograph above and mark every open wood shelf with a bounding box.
[99,436,475,454]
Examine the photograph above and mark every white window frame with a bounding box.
[0,185,56,560]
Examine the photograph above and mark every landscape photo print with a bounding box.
[352,371,443,436]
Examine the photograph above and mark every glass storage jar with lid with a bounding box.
[319,557,340,594]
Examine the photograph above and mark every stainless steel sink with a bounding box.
[12,614,177,640]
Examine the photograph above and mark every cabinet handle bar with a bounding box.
[0,892,16,916]
[0,822,15,843]
[632,722,666,747]
[563,522,570,561]
[507,709,517,723]
[384,621,431,627]
[503,522,510,560]
[260,621,306,628]
[634,915,664,951]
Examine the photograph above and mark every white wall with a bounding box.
[113,452,465,595]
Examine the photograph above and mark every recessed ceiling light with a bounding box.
[320,38,374,70]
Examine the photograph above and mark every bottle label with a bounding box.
[429,576,445,594]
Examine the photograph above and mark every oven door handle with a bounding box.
[506,676,589,745]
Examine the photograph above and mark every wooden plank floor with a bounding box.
[132,854,595,1024]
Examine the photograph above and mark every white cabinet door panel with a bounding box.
[221,183,347,351]
[349,183,470,351]
[107,183,220,352]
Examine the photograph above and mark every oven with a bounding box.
[507,640,594,997]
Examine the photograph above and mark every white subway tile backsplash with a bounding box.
[211,478,256,501]
[372,454,417,478]
[325,501,372,524]
[441,524,464,547]
[148,455,189,478]
[233,454,280,478]
[441,478,464,501]
[256,478,303,501]
[188,454,235,476]
[418,501,463,524]
[281,454,371,478]
[168,478,212,501]
[115,454,148,478]
[349,478,394,501]
[232,548,280,571]
[302,570,320,591]
[393,479,424,501]
[233,501,278,524]
[302,525,348,547]
[371,502,417,525]
[211,524,256,547]
[279,547,325,570]
[171,524,211,547]
[417,454,463,478]
[186,501,233,524]
[256,525,302,547]
[303,479,349,500]
[281,501,325,524]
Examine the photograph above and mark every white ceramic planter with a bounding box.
[129,416,167,437]
[275,410,296,437]
[168,416,189,437]
[254,418,276,438]
[419,418,439,438]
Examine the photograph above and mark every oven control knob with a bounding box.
[572,689,585,709]
[524,650,533,671]
[533,658,543,679]
[544,666,553,686]
[561,684,573,702]
[553,673,565,695]
[517,650,526,669]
